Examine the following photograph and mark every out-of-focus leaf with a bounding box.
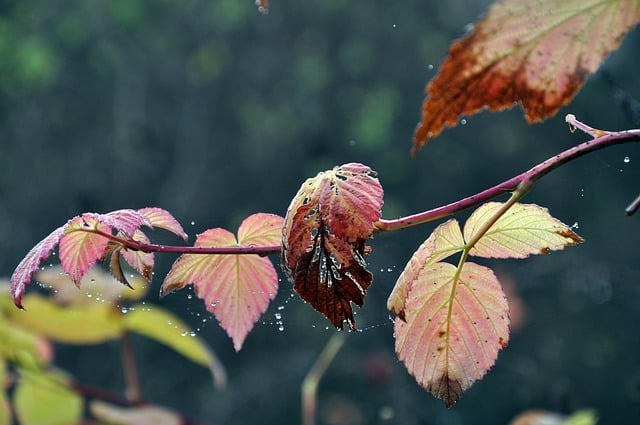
[387,219,464,319]
[282,163,383,330]
[162,213,283,351]
[36,266,148,306]
[509,409,597,425]
[394,262,509,407]
[10,226,65,308]
[122,304,227,389]
[90,401,181,425]
[6,294,122,344]
[13,370,83,425]
[464,202,583,258]
[0,359,10,425]
[59,215,112,285]
[138,207,188,241]
[413,0,640,153]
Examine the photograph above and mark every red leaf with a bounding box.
[120,230,155,281]
[161,213,283,351]
[99,210,150,236]
[413,0,640,154]
[59,215,113,284]
[138,207,188,241]
[395,262,509,407]
[282,163,384,330]
[10,226,65,308]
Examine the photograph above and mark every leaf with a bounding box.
[10,226,65,308]
[90,401,181,425]
[122,304,227,389]
[394,262,509,407]
[509,409,598,425]
[138,207,188,241]
[162,213,283,351]
[120,230,155,281]
[0,360,10,425]
[282,163,383,330]
[0,304,53,369]
[36,266,148,306]
[59,215,112,285]
[387,219,464,319]
[464,202,583,258]
[13,370,83,425]
[6,294,123,344]
[413,0,640,154]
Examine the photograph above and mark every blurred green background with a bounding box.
[1,0,639,423]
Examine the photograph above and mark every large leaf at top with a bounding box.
[413,0,640,154]
[387,219,464,320]
[162,213,283,351]
[282,163,383,330]
[464,202,583,258]
[394,262,509,407]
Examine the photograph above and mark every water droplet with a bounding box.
[623,156,630,163]
[277,305,285,311]
[427,64,434,70]
[87,293,93,298]
[187,294,192,300]
[191,220,196,226]
[278,325,284,331]
[121,307,129,314]
[181,331,188,337]
[571,222,579,230]
[190,331,196,337]
[392,24,397,28]
[348,139,356,147]
[460,118,467,125]
[274,312,282,320]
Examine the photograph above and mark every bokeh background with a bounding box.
[1,0,639,423]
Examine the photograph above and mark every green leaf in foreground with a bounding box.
[13,370,83,425]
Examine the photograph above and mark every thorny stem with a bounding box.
[374,114,640,232]
[84,115,637,254]
[302,333,347,425]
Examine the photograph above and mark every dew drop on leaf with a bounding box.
[274,312,282,320]
[624,156,630,163]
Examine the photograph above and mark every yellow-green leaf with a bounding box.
[6,294,123,344]
[464,202,583,258]
[122,305,226,389]
[387,219,464,319]
[90,400,181,425]
[13,370,83,425]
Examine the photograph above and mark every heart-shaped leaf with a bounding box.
[162,213,283,351]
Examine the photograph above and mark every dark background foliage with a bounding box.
[1,0,639,423]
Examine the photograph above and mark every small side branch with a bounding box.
[376,115,640,232]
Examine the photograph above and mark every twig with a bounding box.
[302,333,347,425]
[120,331,142,403]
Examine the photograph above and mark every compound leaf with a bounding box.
[413,0,640,154]
[464,202,583,258]
[395,262,509,407]
[162,213,283,351]
[387,219,464,319]
[282,163,383,330]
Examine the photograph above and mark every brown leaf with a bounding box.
[282,163,383,330]
[413,0,640,154]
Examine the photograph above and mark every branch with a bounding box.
[375,115,640,232]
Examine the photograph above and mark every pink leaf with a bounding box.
[121,230,155,281]
[10,226,65,308]
[99,209,150,236]
[138,207,188,241]
[59,215,112,284]
[395,262,509,407]
[162,214,280,351]
[237,213,283,246]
